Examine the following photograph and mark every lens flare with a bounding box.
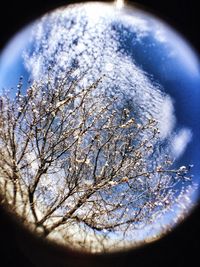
[115,0,125,9]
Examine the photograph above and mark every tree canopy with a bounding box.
[0,69,193,252]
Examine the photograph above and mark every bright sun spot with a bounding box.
[115,0,125,9]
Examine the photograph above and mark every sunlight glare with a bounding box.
[115,0,125,9]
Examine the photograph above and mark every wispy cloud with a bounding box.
[23,2,193,162]
[171,128,193,158]
[157,96,176,139]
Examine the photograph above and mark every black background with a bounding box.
[0,1,199,267]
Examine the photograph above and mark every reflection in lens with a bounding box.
[0,1,199,253]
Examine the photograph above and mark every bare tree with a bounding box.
[0,69,193,252]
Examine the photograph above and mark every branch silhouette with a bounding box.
[0,69,193,252]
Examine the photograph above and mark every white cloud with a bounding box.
[157,96,176,139]
[154,28,166,43]
[105,62,114,72]
[171,128,192,158]
[23,2,180,151]
[23,2,194,165]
